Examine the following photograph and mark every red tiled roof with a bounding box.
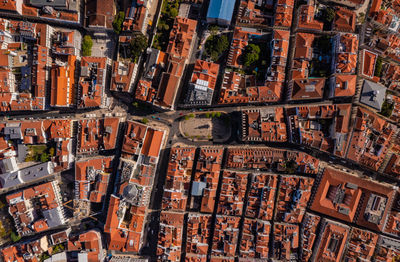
[122,121,147,154]
[186,213,212,257]
[291,78,325,100]
[212,216,241,257]
[1,246,24,262]
[292,60,309,79]
[227,27,261,68]
[374,8,396,28]
[334,74,357,97]
[272,223,299,259]
[191,59,219,90]
[240,219,270,258]
[311,168,396,231]
[141,129,163,158]
[301,213,321,260]
[101,117,119,150]
[86,0,115,28]
[75,157,112,203]
[79,57,107,108]
[314,219,349,262]
[335,7,356,32]
[217,171,248,216]
[0,0,21,13]
[298,5,323,31]
[135,79,155,102]
[274,0,294,27]
[370,0,383,15]
[32,45,47,102]
[246,174,277,220]
[343,228,378,261]
[157,211,185,261]
[294,33,315,60]
[275,176,314,223]
[50,55,76,107]
[362,49,377,78]
[236,0,270,27]
[112,61,135,92]
[167,16,197,58]
[193,147,224,213]
[156,56,185,108]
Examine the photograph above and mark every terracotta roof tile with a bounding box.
[335,7,356,32]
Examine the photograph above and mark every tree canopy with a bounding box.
[313,35,332,54]
[243,44,260,67]
[380,100,394,117]
[153,0,179,51]
[113,11,125,35]
[10,231,21,242]
[205,34,229,62]
[324,7,335,23]
[374,56,383,77]
[285,160,298,174]
[130,33,148,62]
[209,25,219,36]
[81,35,93,57]
[169,7,178,18]
[162,0,179,18]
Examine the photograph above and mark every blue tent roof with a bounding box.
[207,0,235,23]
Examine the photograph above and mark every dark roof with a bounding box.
[360,80,386,110]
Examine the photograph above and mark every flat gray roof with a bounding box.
[43,207,64,228]
[360,80,387,111]
[30,0,67,7]
[0,162,53,189]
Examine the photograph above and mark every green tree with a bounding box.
[285,160,298,174]
[216,36,229,53]
[52,244,65,254]
[39,253,50,262]
[132,102,139,108]
[141,118,149,124]
[325,7,335,23]
[49,147,55,157]
[113,11,125,34]
[130,33,148,62]
[215,112,222,118]
[10,231,21,242]
[380,100,394,117]
[358,12,365,23]
[169,8,178,18]
[81,35,93,56]
[162,0,179,14]
[243,44,260,67]
[209,25,219,36]
[314,35,332,53]
[40,153,49,163]
[157,20,169,31]
[205,35,229,62]
[374,56,383,77]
